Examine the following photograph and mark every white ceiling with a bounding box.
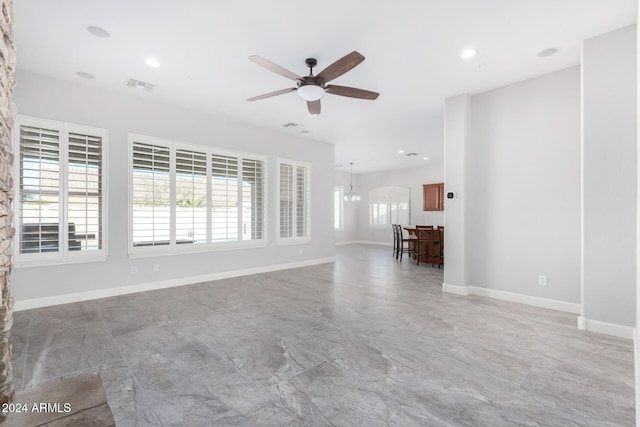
[13,0,637,173]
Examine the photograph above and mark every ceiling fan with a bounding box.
[247,51,379,116]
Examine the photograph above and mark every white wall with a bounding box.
[12,70,335,303]
[465,66,582,304]
[355,165,444,244]
[636,6,640,424]
[582,25,637,328]
[334,170,359,244]
[443,95,469,290]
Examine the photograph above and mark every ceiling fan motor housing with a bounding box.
[298,75,324,88]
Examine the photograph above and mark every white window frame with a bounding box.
[368,186,410,228]
[369,201,410,227]
[128,133,267,257]
[13,115,108,267]
[334,185,344,230]
[277,158,310,245]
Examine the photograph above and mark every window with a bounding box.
[129,134,265,255]
[369,186,410,227]
[131,142,171,247]
[334,186,344,229]
[278,159,310,242]
[14,116,107,265]
[370,202,409,225]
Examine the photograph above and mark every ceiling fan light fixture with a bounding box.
[297,84,325,101]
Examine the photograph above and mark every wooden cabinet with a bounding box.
[423,183,444,211]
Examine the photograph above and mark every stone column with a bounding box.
[0,0,15,417]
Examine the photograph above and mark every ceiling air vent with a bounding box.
[126,78,155,91]
[405,152,419,157]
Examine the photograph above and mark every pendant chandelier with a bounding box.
[344,162,360,201]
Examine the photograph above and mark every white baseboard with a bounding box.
[335,241,359,246]
[577,316,634,340]
[357,240,393,247]
[442,284,632,339]
[14,256,335,311]
[333,240,394,247]
[442,284,580,314]
[469,286,581,314]
[442,282,469,296]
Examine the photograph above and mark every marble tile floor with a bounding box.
[10,245,635,426]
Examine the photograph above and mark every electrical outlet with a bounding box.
[153,264,160,272]
[130,266,137,275]
[538,275,547,286]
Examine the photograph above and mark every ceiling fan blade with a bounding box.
[247,87,296,101]
[249,55,301,81]
[317,51,365,83]
[326,85,379,100]
[307,100,321,115]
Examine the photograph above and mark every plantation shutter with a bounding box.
[241,158,264,240]
[295,165,307,237]
[67,132,103,251]
[132,142,171,246]
[175,149,207,245]
[390,202,409,225]
[19,125,61,254]
[279,163,294,238]
[211,154,238,241]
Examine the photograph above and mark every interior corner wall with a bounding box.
[11,70,335,303]
[334,170,358,243]
[582,24,637,328]
[355,165,444,244]
[466,66,581,304]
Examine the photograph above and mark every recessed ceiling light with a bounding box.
[423,157,430,160]
[87,26,110,38]
[145,57,160,68]
[460,49,477,59]
[301,130,310,134]
[397,150,404,154]
[537,48,558,58]
[76,71,95,79]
